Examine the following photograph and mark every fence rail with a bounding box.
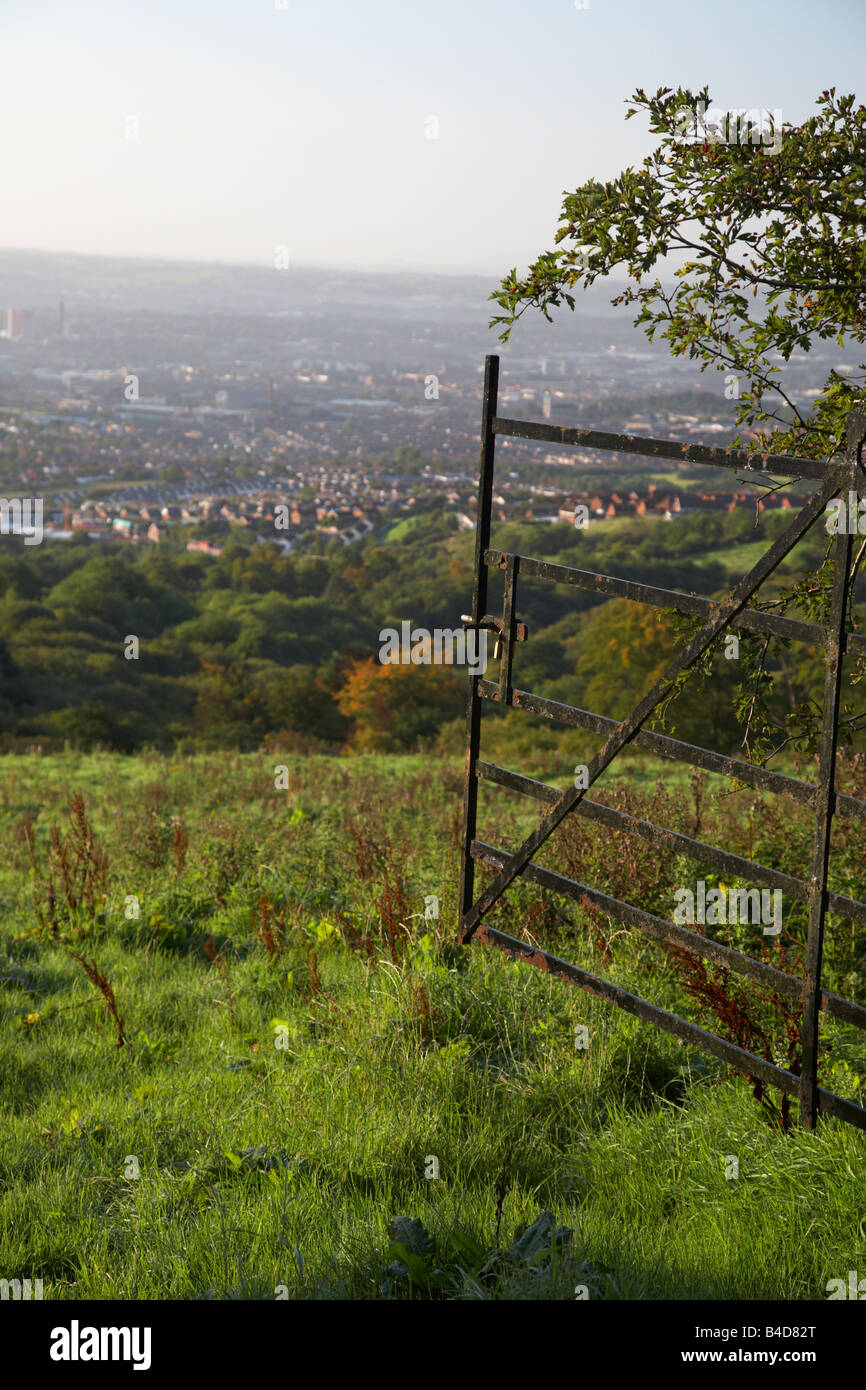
[458,353,866,1130]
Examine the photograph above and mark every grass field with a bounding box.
[1,750,865,1300]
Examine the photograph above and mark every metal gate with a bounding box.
[458,353,866,1130]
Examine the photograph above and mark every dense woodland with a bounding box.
[0,500,855,762]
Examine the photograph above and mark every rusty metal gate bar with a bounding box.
[458,353,866,1131]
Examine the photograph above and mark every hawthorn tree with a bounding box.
[490,87,866,764]
[491,86,865,458]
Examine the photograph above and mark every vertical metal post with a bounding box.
[498,553,519,705]
[800,412,865,1126]
[458,354,499,941]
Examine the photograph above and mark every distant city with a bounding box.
[0,250,845,552]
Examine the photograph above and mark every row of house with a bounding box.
[554,485,803,524]
[41,492,383,551]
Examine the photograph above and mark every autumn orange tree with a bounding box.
[336,658,463,753]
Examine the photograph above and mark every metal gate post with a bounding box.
[800,409,866,1127]
[458,355,499,939]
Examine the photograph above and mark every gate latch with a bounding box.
[460,614,529,661]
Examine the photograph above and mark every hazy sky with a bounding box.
[1,0,863,276]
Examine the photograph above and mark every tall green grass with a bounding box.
[0,750,864,1299]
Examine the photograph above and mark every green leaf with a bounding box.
[445,1226,486,1270]
[389,1216,435,1258]
[512,1211,574,1264]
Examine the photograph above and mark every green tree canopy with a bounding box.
[490,85,866,764]
[491,87,865,460]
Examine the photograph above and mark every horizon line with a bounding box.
[0,244,633,286]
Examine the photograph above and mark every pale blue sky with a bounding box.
[1,0,862,274]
